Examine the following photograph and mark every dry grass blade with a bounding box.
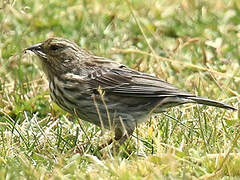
[112,48,240,81]
[199,127,240,180]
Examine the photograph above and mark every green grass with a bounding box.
[0,0,239,179]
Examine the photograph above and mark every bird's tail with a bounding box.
[186,96,237,110]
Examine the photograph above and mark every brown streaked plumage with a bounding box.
[25,37,236,145]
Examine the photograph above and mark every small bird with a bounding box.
[25,37,236,145]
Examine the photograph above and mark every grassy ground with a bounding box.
[0,0,239,179]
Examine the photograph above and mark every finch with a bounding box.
[25,37,236,145]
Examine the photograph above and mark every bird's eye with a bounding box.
[49,45,60,51]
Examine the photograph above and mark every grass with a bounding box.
[0,0,239,179]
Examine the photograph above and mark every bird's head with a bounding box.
[25,37,89,77]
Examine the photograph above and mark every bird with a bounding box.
[25,37,236,145]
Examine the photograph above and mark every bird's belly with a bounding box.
[49,78,169,129]
[49,86,152,128]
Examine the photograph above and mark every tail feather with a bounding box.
[186,96,237,110]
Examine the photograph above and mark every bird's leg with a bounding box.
[98,127,134,150]
[114,127,134,145]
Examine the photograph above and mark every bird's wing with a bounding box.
[85,65,195,98]
[74,60,235,110]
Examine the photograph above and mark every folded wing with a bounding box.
[83,64,235,110]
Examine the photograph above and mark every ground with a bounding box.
[0,0,239,179]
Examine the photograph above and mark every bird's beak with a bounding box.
[24,42,47,59]
[24,43,43,53]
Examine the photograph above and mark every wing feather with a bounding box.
[85,66,195,98]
